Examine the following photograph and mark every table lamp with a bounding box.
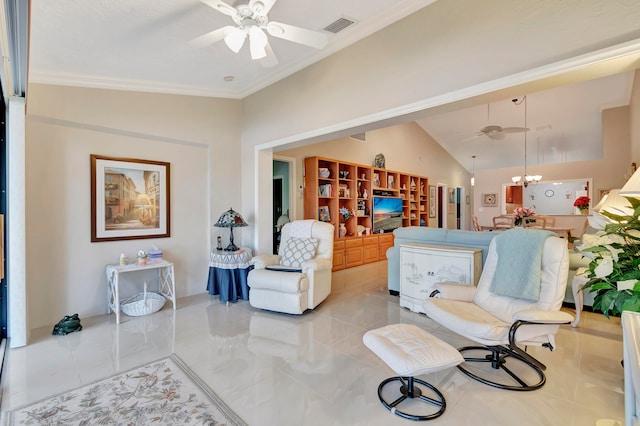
[214,207,248,251]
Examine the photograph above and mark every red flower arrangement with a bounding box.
[573,196,590,210]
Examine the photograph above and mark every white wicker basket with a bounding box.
[121,282,166,317]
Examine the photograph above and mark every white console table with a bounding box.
[399,243,482,314]
[105,260,176,324]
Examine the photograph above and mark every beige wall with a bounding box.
[240,0,640,254]
[25,84,242,329]
[278,122,471,229]
[18,1,640,333]
[471,105,630,232]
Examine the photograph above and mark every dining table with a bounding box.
[546,226,574,239]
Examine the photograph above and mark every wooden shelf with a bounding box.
[304,156,430,270]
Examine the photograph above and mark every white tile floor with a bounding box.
[0,261,625,425]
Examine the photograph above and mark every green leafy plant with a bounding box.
[577,196,640,317]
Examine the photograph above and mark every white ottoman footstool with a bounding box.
[363,324,463,421]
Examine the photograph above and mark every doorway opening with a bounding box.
[273,157,294,254]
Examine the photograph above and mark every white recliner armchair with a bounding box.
[247,220,334,314]
[423,229,573,391]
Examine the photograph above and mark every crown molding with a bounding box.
[28,69,244,99]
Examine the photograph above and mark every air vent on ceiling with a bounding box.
[323,17,356,34]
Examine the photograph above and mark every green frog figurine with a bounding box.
[52,313,82,335]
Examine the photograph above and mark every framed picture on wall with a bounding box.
[448,188,455,205]
[91,155,171,242]
[482,193,497,207]
[428,185,436,218]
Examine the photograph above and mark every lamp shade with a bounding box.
[598,189,633,216]
[224,27,246,53]
[248,26,267,60]
[276,213,290,230]
[620,167,640,196]
[214,208,248,228]
[588,189,634,230]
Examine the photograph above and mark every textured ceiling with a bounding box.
[27,1,638,171]
[415,72,635,172]
[28,0,435,98]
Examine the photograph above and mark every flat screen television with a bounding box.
[373,197,403,233]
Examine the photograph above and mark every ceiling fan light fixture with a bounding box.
[249,26,268,59]
[224,27,246,53]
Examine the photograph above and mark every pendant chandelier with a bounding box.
[471,155,476,187]
[511,96,541,187]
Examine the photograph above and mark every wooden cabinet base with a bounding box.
[333,240,346,271]
[332,234,394,270]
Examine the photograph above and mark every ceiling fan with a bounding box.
[466,104,529,141]
[190,0,329,67]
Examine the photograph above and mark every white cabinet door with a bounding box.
[399,244,482,313]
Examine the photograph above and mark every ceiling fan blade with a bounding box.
[501,127,529,133]
[480,125,502,134]
[260,40,279,68]
[266,21,328,49]
[188,26,234,48]
[200,0,238,17]
[463,133,484,142]
[250,0,278,15]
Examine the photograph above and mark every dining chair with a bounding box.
[492,215,514,230]
[538,215,556,227]
[524,217,547,229]
[472,215,481,231]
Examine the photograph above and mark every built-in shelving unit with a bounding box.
[304,156,429,270]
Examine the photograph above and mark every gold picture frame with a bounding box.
[91,155,171,242]
[482,193,497,207]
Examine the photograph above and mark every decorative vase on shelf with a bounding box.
[580,209,589,215]
[138,257,148,266]
[339,223,347,238]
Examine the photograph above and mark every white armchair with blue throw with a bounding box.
[248,220,334,315]
[423,228,573,391]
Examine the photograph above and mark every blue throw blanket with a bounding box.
[490,228,555,301]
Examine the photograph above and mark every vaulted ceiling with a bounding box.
[28,1,638,171]
[415,72,635,172]
[29,0,434,98]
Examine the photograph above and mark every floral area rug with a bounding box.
[7,354,246,425]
